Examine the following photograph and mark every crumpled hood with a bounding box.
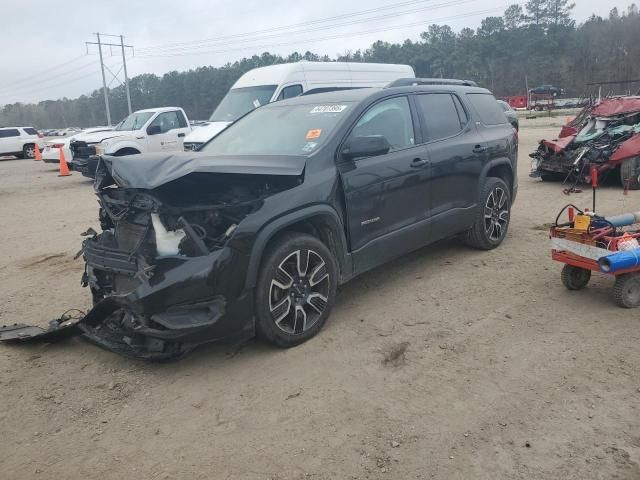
[74,130,133,144]
[100,152,306,189]
[184,122,231,144]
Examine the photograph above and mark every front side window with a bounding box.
[148,111,182,134]
[277,84,303,101]
[210,85,278,122]
[115,112,154,131]
[0,129,20,138]
[350,96,415,151]
[201,102,352,156]
[415,94,463,142]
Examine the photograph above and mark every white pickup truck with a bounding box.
[69,107,191,177]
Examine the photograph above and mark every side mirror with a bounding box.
[147,125,162,135]
[342,135,391,159]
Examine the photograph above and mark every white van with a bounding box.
[183,62,415,150]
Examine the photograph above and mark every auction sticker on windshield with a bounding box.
[310,105,348,114]
[306,129,322,140]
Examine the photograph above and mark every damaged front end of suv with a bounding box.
[2,153,304,360]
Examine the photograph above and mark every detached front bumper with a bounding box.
[0,239,254,360]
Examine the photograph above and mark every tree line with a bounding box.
[2,2,639,128]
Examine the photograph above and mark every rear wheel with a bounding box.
[23,144,36,159]
[620,157,640,190]
[255,232,337,347]
[465,177,511,250]
[561,265,591,290]
[612,274,640,308]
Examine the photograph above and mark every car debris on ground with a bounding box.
[529,97,640,190]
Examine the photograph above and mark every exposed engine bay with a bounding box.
[0,153,305,360]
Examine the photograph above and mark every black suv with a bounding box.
[26,80,518,359]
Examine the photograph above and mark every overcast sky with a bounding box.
[0,0,620,106]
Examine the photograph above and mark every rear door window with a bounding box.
[0,129,20,138]
[466,93,509,125]
[415,94,463,142]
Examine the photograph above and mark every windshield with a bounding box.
[201,102,353,156]
[115,112,154,131]
[209,85,277,122]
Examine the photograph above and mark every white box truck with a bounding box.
[183,62,415,150]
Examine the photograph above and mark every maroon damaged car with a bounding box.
[530,97,640,189]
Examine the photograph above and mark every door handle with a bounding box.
[473,145,488,153]
[178,133,185,138]
[410,157,429,168]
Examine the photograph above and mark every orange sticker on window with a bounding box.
[306,129,322,140]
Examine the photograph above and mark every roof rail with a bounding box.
[386,78,478,88]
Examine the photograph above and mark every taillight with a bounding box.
[37,132,43,138]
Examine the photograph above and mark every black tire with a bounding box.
[620,157,640,190]
[23,144,36,159]
[255,232,338,347]
[465,177,511,250]
[560,265,591,290]
[612,274,640,308]
[540,172,564,182]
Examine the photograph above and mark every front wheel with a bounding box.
[561,265,591,290]
[612,274,640,308]
[255,232,338,347]
[465,177,511,250]
[23,144,36,159]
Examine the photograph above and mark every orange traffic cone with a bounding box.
[58,147,71,177]
[33,144,42,161]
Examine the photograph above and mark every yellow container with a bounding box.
[573,214,591,231]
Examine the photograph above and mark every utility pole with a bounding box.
[96,33,111,126]
[86,33,134,125]
[120,35,132,115]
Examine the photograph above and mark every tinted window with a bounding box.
[149,111,182,134]
[452,95,468,123]
[351,96,415,151]
[23,127,38,135]
[0,129,20,138]
[277,84,303,101]
[415,94,463,141]
[467,93,509,125]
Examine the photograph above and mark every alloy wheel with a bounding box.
[484,186,509,242]
[269,249,330,335]
[25,145,35,158]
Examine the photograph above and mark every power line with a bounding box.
[136,6,506,58]
[136,0,441,52]
[0,55,86,90]
[137,0,481,55]
[3,65,119,101]
[2,59,97,95]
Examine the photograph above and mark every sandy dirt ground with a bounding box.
[0,117,639,480]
